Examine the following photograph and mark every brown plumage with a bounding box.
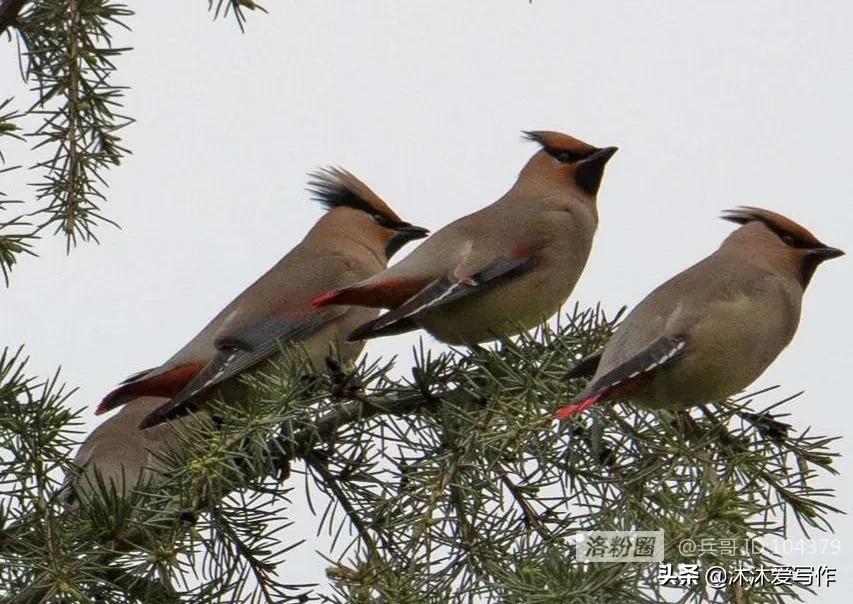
[65,397,209,506]
[313,130,618,344]
[97,169,428,429]
[556,207,843,419]
[310,167,406,224]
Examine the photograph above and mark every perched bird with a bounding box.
[556,207,843,419]
[65,397,207,506]
[312,131,617,344]
[96,169,428,429]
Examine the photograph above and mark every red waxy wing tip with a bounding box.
[312,291,339,308]
[96,388,125,415]
[554,393,602,420]
[95,362,204,415]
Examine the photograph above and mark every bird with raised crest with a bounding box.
[312,130,617,345]
[95,169,428,429]
[556,207,843,419]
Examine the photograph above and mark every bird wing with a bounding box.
[347,254,535,341]
[565,349,604,380]
[97,294,247,416]
[117,367,160,385]
[139,308,346,429]
[311,218,486,312]
[555,334,688,419]
[97,362,207,415]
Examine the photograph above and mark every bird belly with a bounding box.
[634,356,751,410]
[417,256,584,344]
[634,296,796,410]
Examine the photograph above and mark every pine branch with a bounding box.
[0,99,37,285]
[16,0,133,248]
[0,209,38,286]
[208,0,267,32]
[271,390,442,469]
[1,2,274,285]
[0,308,842,602]
[305,451,383,556]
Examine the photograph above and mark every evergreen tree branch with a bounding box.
[305,450,383,556]
[0,99,37,285]
[0,308,842,602]
[1,2,274,285]
[16,0,133,247]
[271,391,442,470]
[0,207,38,285]
[208,0,267,32]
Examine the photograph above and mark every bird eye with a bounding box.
[555,151,575,163]
[372,213,390,226]
[780,232,798,246]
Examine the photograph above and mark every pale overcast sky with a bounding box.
[1,1,851,600]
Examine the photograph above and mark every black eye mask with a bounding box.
[546,147,595,164]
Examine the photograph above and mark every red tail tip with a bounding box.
[94,401,110,416]
[554,393,601,420]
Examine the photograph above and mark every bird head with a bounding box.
[307,167,429,259]
[721,206,844,287]
[520,130,618,197]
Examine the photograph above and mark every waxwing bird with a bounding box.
[65,397,209,507]
[312,131,617,344]
[96,169,428,429]
[556,207,843,420]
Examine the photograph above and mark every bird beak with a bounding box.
[810,245,845,260]
[574,146,618,196]
[587,146,619,164]
[395,223,430,238]
[385,223,430,258]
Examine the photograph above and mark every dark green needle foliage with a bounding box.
[0,0,264,285]
[0,307,841,603]
[0,97,37,285]
[208,0,268,32]
[1,0,134,262]
[0,5,843,604]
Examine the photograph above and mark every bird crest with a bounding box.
[522,130,598,162]
[721,206,824,248]
[307,167,405,226]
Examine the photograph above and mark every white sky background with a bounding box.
[1,0,851,599]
